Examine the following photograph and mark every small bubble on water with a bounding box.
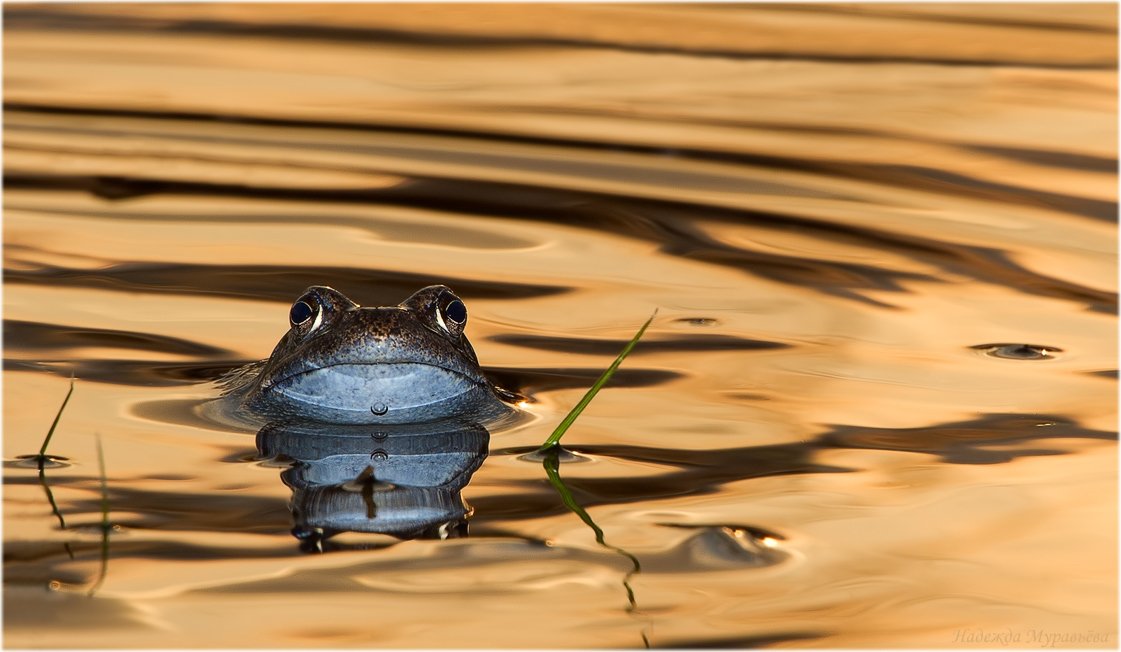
[971,343,1062,360]
[48,580,62,592]
[370,403,389,415]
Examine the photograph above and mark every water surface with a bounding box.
[3,4,1117,648]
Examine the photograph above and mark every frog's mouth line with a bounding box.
[263,361,488,393]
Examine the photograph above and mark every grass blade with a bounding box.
[538,311,656,451]
[37,374,75,469]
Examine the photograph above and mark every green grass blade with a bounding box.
[538,311,656,450]
[38,375,75,467]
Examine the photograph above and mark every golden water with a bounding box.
[3,4,1117,648]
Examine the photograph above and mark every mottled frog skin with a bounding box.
[222,285,508,425]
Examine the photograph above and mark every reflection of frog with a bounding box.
[255,420,489,547]
[223,285,510,424]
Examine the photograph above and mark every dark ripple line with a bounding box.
[2,260,570,304]
[3,173,934,310]
[859,163,1116,222]
[3,203,534,253]
[3,359,241,387]
[7,103,1115,217]
[479,441,848,522]
[4,539,301,564]
[4,131,836,202]
[652,631,827,649]
[4,139,408,184]
[821,412,1117,464]
[461,100,1120,175]
[4,484,293,537]
[481,413,1115,521]
[967,144,1117,175]
[622,203,1117,314]
[7,172,1114,313]
[4,319,234,357]
[4,8,1112,70]
[771,3,1117,35]
[490,333,789,355]
[484,366,683,394]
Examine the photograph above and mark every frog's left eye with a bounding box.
[289,301,313,326]
[434,294,467,336]
[444,299,467,325]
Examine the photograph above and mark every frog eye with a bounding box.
[434,295,467,336]
[444,299,467,325]
[289,297,317,327]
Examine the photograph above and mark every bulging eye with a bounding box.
[433,294,467,335]
[289,298,316,327]
[444,299,467,325]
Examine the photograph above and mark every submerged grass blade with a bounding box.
[538,311,656,451]
[542,447,641,612]
[37,374,75,468]
[87,434,110,597]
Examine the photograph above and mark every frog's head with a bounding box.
[244,285,498,424]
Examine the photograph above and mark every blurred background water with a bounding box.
[3,3,1117,648]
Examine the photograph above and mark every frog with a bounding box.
[220,285,511,425]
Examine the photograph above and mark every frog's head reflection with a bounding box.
[255,420,489,551]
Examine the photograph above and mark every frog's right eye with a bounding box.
[289,297,317,327]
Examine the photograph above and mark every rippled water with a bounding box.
[3,4,1117,648]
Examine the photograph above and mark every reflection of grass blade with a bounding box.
[37,374,75,470]
[542,448,641,612]
[38,469,67,529]
[37,467,75,559]
[359,467,378,520]
[543,450,604,541]
[538,312,656,451]
[87,435,110,597]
